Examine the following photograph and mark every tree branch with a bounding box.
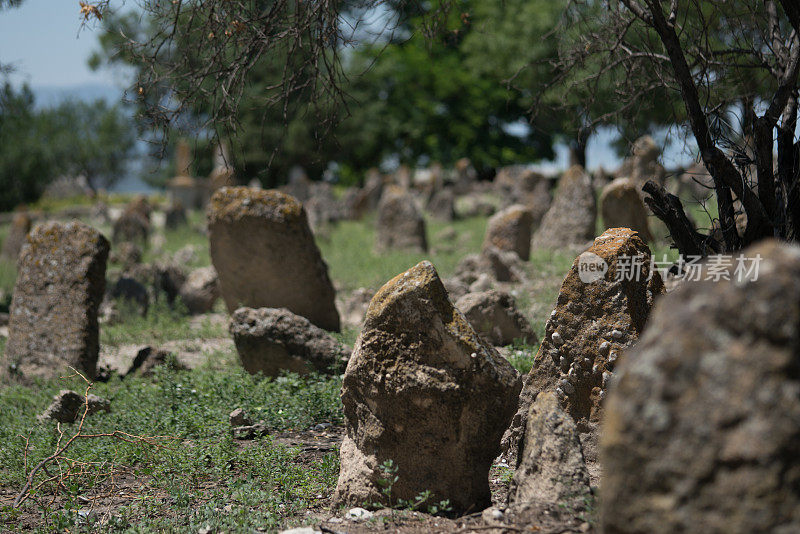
[642,180,720,256]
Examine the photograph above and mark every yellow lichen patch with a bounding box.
[364,261,487,356]
[366,261,439,321]
[208,186,304,224]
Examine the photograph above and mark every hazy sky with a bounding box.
[0,0,116,88]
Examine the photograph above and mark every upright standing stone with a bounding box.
[3,222,109,380]
[208,141,236,192]
[599,178,653,241]
[283,166,312,202]
[179,266,219,314]
[1,211,32,261]
[167,140,203,209]
[503,228,663,468]
[495,167,552,227]
[483,204,534,261]
[164,200,188,229]
[615,135,666,189]
[113,200,150,245]
[453,157,477,194]
[602,240,800,534]
[531,165,596,250]
[375,186,428,252]
[208,187,340,331]
[426,187,456,221]
[456,290,537,347]
[334,261,521,513]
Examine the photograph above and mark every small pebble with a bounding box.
[602,371,612,387]
[559,379,575,395]
[551,331,564,346]
[346,507,373,521]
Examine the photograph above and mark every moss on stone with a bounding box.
[208,187,305,225]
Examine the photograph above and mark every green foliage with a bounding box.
[43,99,137,191]
[370,459,453,515]
[0,82,136,211]
[0,84,55,211]
[338,1,555,176]
[90,9,336,188]
[90,0,567,186]
[505,340,540,374]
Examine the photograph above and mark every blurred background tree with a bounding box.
[334,2,556,182]
[0,82,136,210]
[89,0,565,186]
[45,99,137,192]
[0,83,53,211]
[552,0,800,251]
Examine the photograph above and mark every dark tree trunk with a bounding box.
[568,128,590,168]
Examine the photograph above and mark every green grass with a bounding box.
[143,209,211,269]
[0,259,15,311]
[0,201,593,531]
[319,215,487,292]
[0,363,343,532]
[0,224,15,309]
[101,299,227,347]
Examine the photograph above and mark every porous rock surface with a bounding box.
[509,391,591,508]
[38,389,111,423]
[531,165,596,250]
[3,221,109,380]
[179,266,220,314]
[599,178,653,242]
[375,186,428,252]
[456,290,537,347]
[483,205,534,261]
[602,240,800,534]
[230,307,349,376]
[503,228,664,470]
[334,261,521,513]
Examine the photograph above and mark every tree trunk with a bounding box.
[568,128,590,168]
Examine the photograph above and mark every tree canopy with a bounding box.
[0,82,136,210]
[88,0,572,185]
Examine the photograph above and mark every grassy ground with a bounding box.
[0,206,572,532]
[0,363,341,532]
[318,215,488,292]
[0,190,693,531]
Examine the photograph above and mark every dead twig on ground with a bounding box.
[13,367,176,509]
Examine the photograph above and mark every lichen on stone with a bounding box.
[207,186,305,225]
